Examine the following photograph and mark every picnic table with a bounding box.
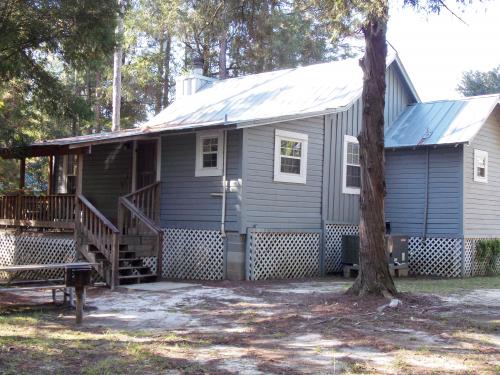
[0,262,96,324]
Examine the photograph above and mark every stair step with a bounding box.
[119,273,156,280]
[119,266,150,271]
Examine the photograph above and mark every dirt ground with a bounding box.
[0,277,499,374]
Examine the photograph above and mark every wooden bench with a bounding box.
[0,262,95,323]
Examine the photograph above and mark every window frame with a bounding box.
[473,149,488,183]
[342,134,361,195]
[195,130,224,177]
[273,129,308,184]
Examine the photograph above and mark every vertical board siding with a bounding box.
[384,63,412,129]
[323,62,414,225]
[463,108,500,236]
[82,143,132,221]
[242,117,324,230]
[323,100,362,224]
[160,130,242,231]
[385,147,462,236]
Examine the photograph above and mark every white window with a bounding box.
[274,129,308,184]
[343,135,361,194]
[474,149,488,183]
[195,130,223,177]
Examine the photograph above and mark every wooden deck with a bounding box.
[0,194,75,229]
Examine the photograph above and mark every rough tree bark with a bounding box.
[347,5,397,297]
[162,34,171,109]
[112,0,125,132]
[219,29,227,79]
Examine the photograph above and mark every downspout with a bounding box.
[221,130,228,237]
[422,148,430,238]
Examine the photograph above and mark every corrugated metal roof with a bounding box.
[385,94,500,148]
[144,53,405,129]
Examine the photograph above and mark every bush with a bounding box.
[476,239,500,275]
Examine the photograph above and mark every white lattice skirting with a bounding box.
[247,230,321,280]
[324,224,359,274]
[408,237,463,277]
[0,232,76,282]
[463,238,500,277]
[162,228,225,280]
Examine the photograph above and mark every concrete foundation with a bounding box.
[225,232,246,280]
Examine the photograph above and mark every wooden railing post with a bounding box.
[156,230,163,280]
[111,233,120,290]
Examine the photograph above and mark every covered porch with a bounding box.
[0,133,164,288]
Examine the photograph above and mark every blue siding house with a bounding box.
[1,52,498,286]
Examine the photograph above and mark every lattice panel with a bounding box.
[463,238,500,277]
[141,256,157,274]
[324,224,359,273]
[0,233,76,282]
[247,230,321,280]
[408,237,462,277]
[162,229,224,280]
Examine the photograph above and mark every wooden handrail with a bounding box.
[0,194,75,225]
[118,197,161,235]
[76,194,120,288]
[122,182,160,223]
[77,195,119,234]
[118,193,163,279]
[122,181,160,199]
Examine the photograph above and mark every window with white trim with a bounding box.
[343,135,361,194]
[274,129,308,184]
[195,130,223,177]
[474,149,488,183]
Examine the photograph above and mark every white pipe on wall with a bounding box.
[221,130,228,237]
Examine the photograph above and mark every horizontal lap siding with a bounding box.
[82,143,132,222]
[385,147,462,236]
[242,118,324,230]
[160,130,242,231]
[464,108,500,236]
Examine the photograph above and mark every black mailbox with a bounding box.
[65,264,93,288]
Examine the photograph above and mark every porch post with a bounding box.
[19,158,26,190]
[48,156,54,195]
[131,140,137,192]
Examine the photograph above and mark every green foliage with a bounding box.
[476,239,500,275]
[457,66,500,97]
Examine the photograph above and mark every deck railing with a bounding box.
[0,194,75,228]
[76,195,120,288]
[122,182,160,223]
[118,182,163,277]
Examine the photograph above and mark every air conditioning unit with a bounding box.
[341,234,408,266]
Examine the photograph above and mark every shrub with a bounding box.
[476,239,500,275]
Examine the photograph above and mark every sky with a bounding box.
[387,0,500,101]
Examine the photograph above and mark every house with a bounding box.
[0,53,497,286]
[385,94,500,277]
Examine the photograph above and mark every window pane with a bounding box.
[346,165,361,188]
[281,140,301,157]
[203,153,218,168]
[281,157,301,174]
[477,166,486,177]
[347,142,360,165]
[203,138,218,153]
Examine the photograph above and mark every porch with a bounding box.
[0,138,164,289]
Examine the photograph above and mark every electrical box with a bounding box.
[65,264,92,288]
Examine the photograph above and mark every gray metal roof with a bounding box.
[144,52,418,130]
[385,94,500,148]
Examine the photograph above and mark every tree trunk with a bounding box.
[218,29,227,79]
[162,34,171,109]
[95,71,101,133]
[155,34,165,114]
[347,5,397,297]
[112,0,125,132]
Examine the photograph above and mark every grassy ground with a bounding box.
[0,277,499,374]
[395,275,500,294]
